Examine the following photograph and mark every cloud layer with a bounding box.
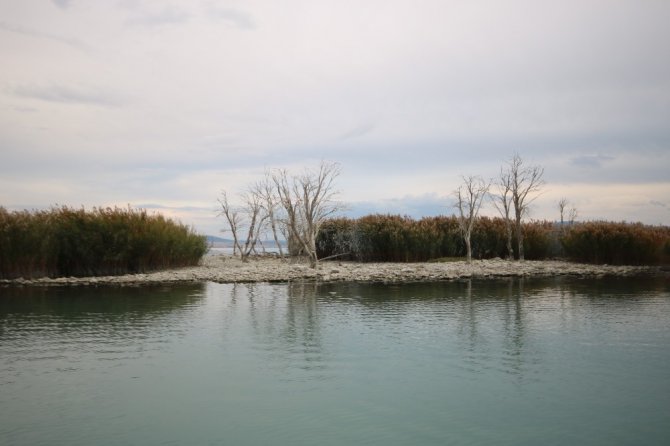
[1,0,669,234]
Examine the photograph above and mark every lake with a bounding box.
[1,277,669,445]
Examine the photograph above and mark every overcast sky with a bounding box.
[1,0,669,235]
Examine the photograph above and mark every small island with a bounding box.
[2,254,662,287]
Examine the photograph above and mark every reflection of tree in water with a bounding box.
[216,277,667,385]
[453,278,540,382]
[500,278,529,380]
[285,283,328,373]
[224,282,329,378]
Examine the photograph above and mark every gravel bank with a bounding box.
[1,255,663,287]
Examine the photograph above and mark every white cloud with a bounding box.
[1,0,669,233]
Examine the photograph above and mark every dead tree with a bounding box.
[237,190,269,262]
[217,190,242,256]
[250,172,285,257]
[506,153,545,261]
[558,197,569,226]
[454,175,490,263]
[568,206,578,225]
[272,161,342,269]
[559,198,578,226]
[217,189,268,262]
[492,167,514,260]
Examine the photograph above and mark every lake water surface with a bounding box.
[1,278,669,445]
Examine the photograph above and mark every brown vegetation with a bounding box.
[0,206,207,279]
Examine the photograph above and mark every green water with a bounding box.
[1,278,669,445]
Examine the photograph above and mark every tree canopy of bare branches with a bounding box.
[558,197,578,228]
[454,175,490,263]
[272,161,343,269]
[492,167,514,260]
[217,188,269,262]
[217,191,242,256]
[249,172,284,257]
[217,161,342,267]
[505,153,545,261]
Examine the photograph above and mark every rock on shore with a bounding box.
[0,255,661,287]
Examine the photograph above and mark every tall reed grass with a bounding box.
[0,206,207,279]
[560,221,670,265]
[316,214,555,262]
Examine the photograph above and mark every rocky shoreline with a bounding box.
[1,255,664,287]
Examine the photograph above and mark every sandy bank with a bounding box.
[1,255,663,287]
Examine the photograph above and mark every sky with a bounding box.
[1,0,669,236]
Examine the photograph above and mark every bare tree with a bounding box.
[506,153,545,261]
[217,190,242,256]
[558,197,579,228]
[454,175,490,263]
[272,161,342,269]
[217,189,269,262]
[237,190,269,262]
[568,206,578,225]
[250,171,285,257]
[558,197,569,226]
[492,167,514,260]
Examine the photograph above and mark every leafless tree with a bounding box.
[492,167,514,260]
[568,206,578,224]
[506,153,545,261]
[237,190,269,262]
[272,161,342,269]
[217,190,242,256]
[454,175,490,263]
[217,189,269,262]
[249,171,285,257]
[558,197,578,227]
[558,197,569,226]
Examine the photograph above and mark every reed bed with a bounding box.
[0,206,207,279]
[316,214,555,262]
[317,215,669,265]
[560,221,670,265]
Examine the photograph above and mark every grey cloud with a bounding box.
[12,84,126,107]
[0,21,90,52]
[650,200,667,209]
[339,123,375,141]
[52,0,72,9]
[13,106,39,113]
[206,6,255,29]
[569,154,615,168]
[125,8,190,27]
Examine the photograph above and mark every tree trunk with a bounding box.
[465,233,472,264]
[515,216,525,261]
[268,215,284,257]
[505,223,513,260]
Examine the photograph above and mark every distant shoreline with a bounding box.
[1,255,664,287]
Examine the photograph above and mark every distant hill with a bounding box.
[206,235,234,244]
[206,235,286,248]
